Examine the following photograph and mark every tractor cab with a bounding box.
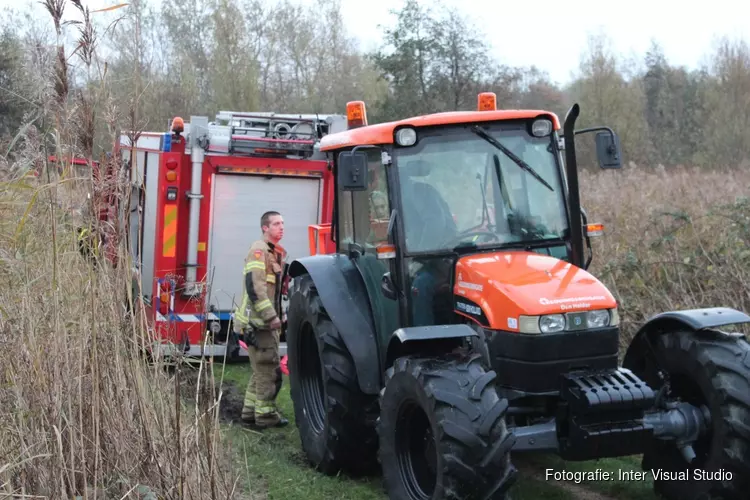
[322,95,620,352]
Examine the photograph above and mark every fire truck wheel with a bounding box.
[286,273,380,477]
[626,329,750,500]
[378,353,517,500]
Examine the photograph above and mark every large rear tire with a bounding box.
[286,273,380,476]
[378,353,517,500]
[625,329,750,500]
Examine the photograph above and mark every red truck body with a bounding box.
[110,111,345,359]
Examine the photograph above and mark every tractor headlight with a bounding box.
[539,314,565,333]
[586,309,610,329]
[517,308,618,334]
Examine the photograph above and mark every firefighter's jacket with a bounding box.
[234,239,287,331]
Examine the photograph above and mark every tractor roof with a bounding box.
[319,109,561,152]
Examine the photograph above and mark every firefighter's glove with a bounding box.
[244,329,258,348]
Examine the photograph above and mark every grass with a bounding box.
[218,372,386,500]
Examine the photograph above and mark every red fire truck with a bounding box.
[112,110,347,360]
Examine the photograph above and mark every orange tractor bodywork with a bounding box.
[283,94,750,500]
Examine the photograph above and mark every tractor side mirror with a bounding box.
[338,150,369,190]
[595,131,621,169]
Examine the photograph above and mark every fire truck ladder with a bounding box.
[214,111,331,157]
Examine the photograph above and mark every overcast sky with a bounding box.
[2,0,748,85]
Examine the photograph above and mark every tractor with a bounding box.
[283,93,750,500]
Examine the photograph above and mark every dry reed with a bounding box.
[0,158,242,500]
[580,164,750,348]
[0,0,244,497]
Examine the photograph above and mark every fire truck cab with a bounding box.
[116,110,346,360]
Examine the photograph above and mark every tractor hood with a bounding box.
[453,250,617,331]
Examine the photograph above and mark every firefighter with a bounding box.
[234,210,289,429]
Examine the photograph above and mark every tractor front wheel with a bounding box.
[625,329,750,500]
[286,273,380,476]
[378,353,517,500]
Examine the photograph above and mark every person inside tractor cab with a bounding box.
[368,163,390,244]
[398,158,458,326]
[370,191,389,219]
[400,159,458,250]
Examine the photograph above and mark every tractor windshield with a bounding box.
[394,122,569,254]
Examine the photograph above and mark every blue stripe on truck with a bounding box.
[157,312,235,322]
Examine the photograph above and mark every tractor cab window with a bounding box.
[336,148,391,251]
[395,123,568,254]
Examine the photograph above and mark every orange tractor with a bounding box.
[284,94,750,499]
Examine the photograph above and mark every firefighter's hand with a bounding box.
[269,317,282,330]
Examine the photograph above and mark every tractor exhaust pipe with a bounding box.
[563,104,584,269]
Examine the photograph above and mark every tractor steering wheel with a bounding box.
[443,230,500,248]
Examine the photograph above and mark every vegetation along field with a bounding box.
[2,0,750,498]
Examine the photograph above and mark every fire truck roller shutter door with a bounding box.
[207,174,321,313]
[140,151,160,300]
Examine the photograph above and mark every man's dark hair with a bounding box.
[261,210,281,230]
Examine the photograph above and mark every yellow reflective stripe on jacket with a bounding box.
[235,295,250,323]
[254,298,272,312]
[234,239,282,328]
[236,295,263,325]
[245,261,265,273]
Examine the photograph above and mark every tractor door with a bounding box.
[336,148,402,355]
